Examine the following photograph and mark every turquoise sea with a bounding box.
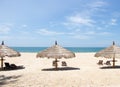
[11,47,105,53]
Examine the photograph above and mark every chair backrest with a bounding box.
[106,61,111,65]
[4,62,11,67]
[97,60,103,65]
[62,61,67,66]
[53,61,56,66]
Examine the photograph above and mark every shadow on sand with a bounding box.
[0,75,22,86]
[0,67,25,71]
[100,66,120,69]
[42,67,80,71]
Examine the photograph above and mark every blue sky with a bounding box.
[0,0,120,47]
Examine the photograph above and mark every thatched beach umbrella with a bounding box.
[0,41,21,70]
[36,41,75,69]
[94,41,120,67]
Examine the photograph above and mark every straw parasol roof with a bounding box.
[94,41,120,67]
[36,41,75,69]
[0,41,21,70]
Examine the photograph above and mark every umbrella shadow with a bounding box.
[0,66,25,71]
[42,67,80,71]
[100,66,120,69]
[0,75,22,86]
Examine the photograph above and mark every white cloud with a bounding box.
[21,24,27,28]
[62,0,112,41]
[0,25,11,34]
[99,32,111,35]
[36,28,94,40]
[0,36,12,40]
[70,29,112,40]
[110,19,117,25]
[98,18,118,29]
[68,15,95,26]
[37,29,65,36]
[72,31,111,40]
[63,1,107,29]
[85,31,95,35]
[72,34,92,40]
[88,1,107,9]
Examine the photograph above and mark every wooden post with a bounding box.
[1,57,4,70]
[55,58,58,70]
[113,53,115,67]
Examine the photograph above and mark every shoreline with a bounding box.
[12,47,105,53]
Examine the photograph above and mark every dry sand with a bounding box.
[0,52,120,87]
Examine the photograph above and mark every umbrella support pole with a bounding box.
[0,57,4,70]
[55,58,58,70]
[113,56,115,67]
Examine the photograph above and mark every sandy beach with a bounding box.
[1,52,120,87]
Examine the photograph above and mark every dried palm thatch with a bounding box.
[36,41,75,69]
[94,41,120,67]
[0,41,21,70]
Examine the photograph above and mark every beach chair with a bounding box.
[4,62,24,70]
[97,60,103,65]
[52,61,57,66]
[104,61,111,65]
[62,61,67,66]
[4,62,12,70]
